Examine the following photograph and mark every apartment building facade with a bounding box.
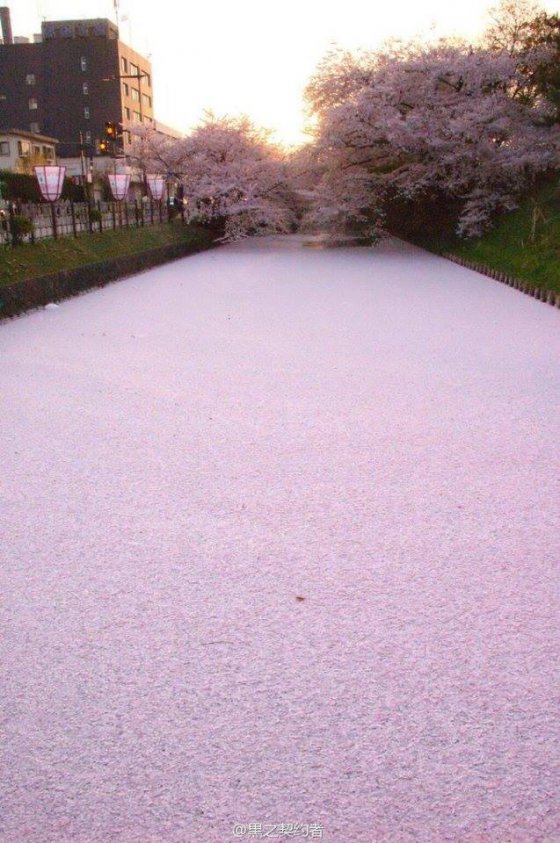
[0,12,154,160]
[0,128,57,172]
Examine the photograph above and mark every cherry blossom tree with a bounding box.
[129,125,186,178]
[130,116,295,240]
[303,17,560,239]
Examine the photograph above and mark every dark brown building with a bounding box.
[0,11,153,159]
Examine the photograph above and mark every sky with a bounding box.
[10,0,560,145]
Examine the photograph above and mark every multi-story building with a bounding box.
[0,128,57,172]
[0,10,154,161]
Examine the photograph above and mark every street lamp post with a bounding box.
[34,164,66,239]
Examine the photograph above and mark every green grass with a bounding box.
[0,221,213,287]
[424,182,560,294]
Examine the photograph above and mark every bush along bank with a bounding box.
[0,227,215,320]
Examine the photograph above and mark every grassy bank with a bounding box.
[423,183,560,294]
[0,222,214,287]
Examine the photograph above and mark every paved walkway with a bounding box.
[1,236,559,842]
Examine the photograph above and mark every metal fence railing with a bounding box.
[0,199,184,246]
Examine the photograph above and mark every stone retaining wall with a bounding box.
[445,253,560,309]
[0,238,214,320]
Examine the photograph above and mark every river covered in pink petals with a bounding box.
[1,236,559,842]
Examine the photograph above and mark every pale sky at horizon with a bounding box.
[11,0,560,145]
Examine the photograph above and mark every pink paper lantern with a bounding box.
[108,173,131,201]
[34,165,66,202]
[147,174,166,201]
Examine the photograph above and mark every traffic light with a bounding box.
[102,121,124,157]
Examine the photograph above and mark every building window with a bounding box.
[142,94,151,109]
[144,73,151,87]
[84,106,90,119]
[26,73,36,85]
[80,56,87,71]
[131,87,139,102]
[126,131,132,144]
[82,82,89,95]
[122,82,129,96]
[124,107,131,120]
[28,98,38,110]
[30,122,40,133]
[121,56,128,73]
[0,141,9,156]
[133,110,141,122]
[18,140,31,156]
[130,63,138,76]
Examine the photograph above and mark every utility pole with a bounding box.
[102,69,149,122]
[78,131,91,206]
[102,69,150,195]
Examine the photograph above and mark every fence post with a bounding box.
[97,200,103,233]
[71,201,78,238]
[30,204,36,244]
[50,202,58,240]
[8,203,16,246]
